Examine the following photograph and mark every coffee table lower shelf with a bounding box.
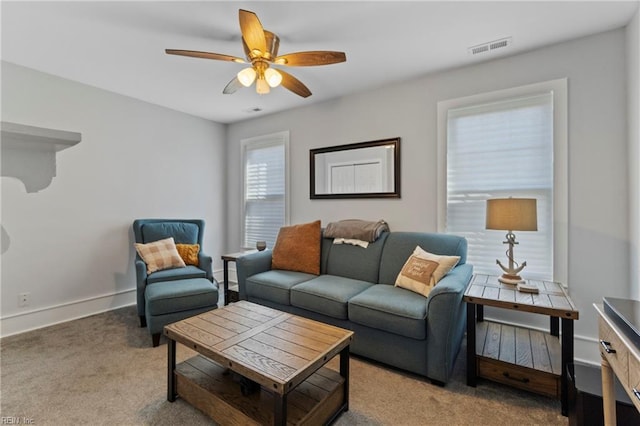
[176,355,346,425]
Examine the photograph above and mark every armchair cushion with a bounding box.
[135,237,185,274]
[141,222,199,244]
[146,265,206,284]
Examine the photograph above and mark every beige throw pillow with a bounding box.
[394,246,460,297]
[135,237,186,274]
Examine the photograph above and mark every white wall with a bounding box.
[0,62,227,336]
[628,7,640,301]
[226,29,630,365]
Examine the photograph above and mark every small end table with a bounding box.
[464,274,579,416]
[221,250,256,305]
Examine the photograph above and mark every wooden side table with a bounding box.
[221,250,256,306]
[464,274,579,416]
[594,302,640,425]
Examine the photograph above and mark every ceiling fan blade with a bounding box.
[223,77,244,94]
[275,51,346,66]
[165,49,245,63]
[278,69,312,98]
[239,9,266,56]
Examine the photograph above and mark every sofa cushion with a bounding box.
[145,278,218,316]
[379,232,467,285]
[246,270,316,306]
[147,265,206,284]
[324,232,388,283]
[348,284,428,340]
[272,220,321,275]
[141,222,199,245]
[290,275,373,320]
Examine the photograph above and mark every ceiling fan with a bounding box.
[166,9,346,98]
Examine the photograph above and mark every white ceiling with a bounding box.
[2,1,638,124]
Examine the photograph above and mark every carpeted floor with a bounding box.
[0,306,566,425]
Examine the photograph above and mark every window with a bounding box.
[437,79,568,283]
[241,131,289,250]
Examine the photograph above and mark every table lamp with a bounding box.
[486,198,537,284]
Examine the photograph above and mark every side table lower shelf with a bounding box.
[475,321,562,398]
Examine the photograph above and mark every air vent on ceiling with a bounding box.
[468,37,512,56]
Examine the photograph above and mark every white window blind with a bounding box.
[242,132,288,249]
[446,93,554,280]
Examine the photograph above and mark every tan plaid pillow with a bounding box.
[135,237,186,274]
[394,246,460,297]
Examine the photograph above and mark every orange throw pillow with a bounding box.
[175,243,200,266]
[271,220,321,275]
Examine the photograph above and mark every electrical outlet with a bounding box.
[18,292,30,307]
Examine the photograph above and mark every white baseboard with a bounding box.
[1,268,228,338]
[0,289,136,338]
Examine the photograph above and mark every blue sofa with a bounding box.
[236,231,472,385]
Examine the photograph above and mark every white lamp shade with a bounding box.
[486,198,538,231]
[256,78,270,94]
[237,67,256,87]
[264,68,282,87]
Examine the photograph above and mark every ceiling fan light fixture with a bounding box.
[167,9,345,98]
[237,67,256,87]
[256,78,270,94]
[264,68,282,88]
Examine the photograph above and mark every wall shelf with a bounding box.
[1,121,81,192]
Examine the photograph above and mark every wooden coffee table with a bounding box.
[164,301,353,425]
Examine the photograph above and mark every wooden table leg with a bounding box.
[550,316,559,337]
[601,356,616,426]
[167,338,177,402]
[340,345,350,411]
[561,318,574,416]
[273,393,287,426]
[223,259,230,306]
[466,301,477,387]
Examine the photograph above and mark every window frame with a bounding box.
[436,79,568,285]
[240,130,290,250]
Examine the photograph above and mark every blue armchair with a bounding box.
[133,219,219,346]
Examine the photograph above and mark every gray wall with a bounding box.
[226,29,631,364]
[1,62,227,336]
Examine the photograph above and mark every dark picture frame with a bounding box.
[310,137,401,199]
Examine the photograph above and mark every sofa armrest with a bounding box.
[424,263,473,383]
[135,257,148,317]
[198,252,214,282]
[236,249,273,300]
